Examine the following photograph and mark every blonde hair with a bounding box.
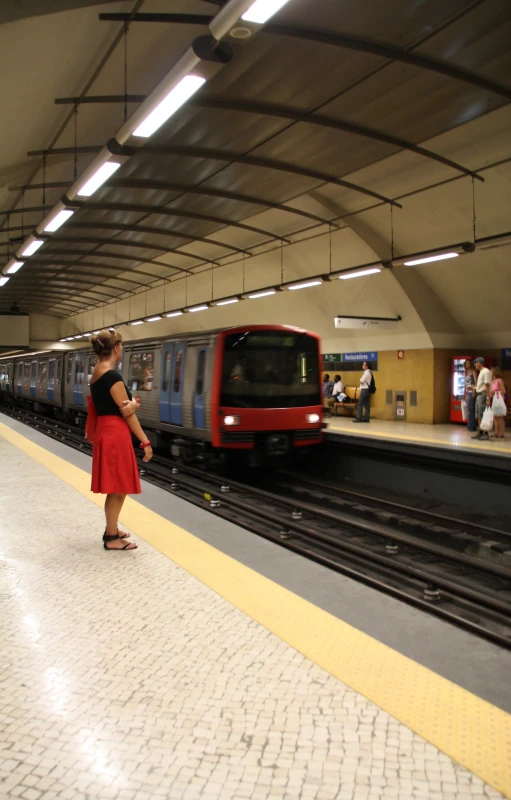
[90,328,122,357]
[492,366,502,379]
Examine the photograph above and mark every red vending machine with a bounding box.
[450,355,473,423]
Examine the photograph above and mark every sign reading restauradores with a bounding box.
[342,352,378,362]
[502,348,511,369]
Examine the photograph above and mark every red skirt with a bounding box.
[91,415,141,495]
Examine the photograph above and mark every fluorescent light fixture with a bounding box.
[83,333,91,337]
[129,320,144,326]
[339,267,382,280]
[287,280,322,291]
[6,260,23,274]
[403,252,459,266]
[246,289,276,299]
[187,304,209,313]
[146,315,162,322]
[242,0,292,24]
[215,297,239,306]
[0,277,9,287]
[77,161,122,197]
[133,75,206,139]
[73,335,83,339]
[43,209,75,232]
[165,311,183,318]
[66,337,74,341]
[22,239,44,257]
[59,339,67,343]
[92,330,100,334]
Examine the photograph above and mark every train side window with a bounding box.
[18,363,23,381]
[67,357,73,384]
[128,351,153,391]
[38,361,47,382]
[162,352,171,392]
[24,362,30,380]
[49,361,55,386]
[87,356,96,385]
[57,359,62,384]
[30,362,37,388]
[173,350,183,393]
[196,350,206,396]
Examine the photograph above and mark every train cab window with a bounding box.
[162,352,171,392]
[173,350,183,393]
[196,350,206,396]
[221,331,320,408]
[128,352,153,392]
[67,358,73,384]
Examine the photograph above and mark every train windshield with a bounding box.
[221,331,320,408]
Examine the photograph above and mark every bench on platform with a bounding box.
[332,386,360,416]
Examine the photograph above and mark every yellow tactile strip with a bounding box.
[1,419,510,798]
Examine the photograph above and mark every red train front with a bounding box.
[211,325,323,460]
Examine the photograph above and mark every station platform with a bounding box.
[1,415,510,800]
[325,418,511,459]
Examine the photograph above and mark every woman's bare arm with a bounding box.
[110,382,151,446]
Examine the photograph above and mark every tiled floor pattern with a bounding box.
[0,436,506,800]
[326,418,511,457]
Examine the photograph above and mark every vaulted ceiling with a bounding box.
[0,0,510,318]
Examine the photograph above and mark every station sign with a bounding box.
[502,348,511,370]
[334,316,400,329]
[342,351,378,362]
[323,353,340,363]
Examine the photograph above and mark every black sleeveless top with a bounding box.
[90,370,133,417]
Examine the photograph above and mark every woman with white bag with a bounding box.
[491,367,507,439]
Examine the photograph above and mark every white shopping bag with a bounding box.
[461,400,468,421]
[480,407,494,432]
[492,392,507,416]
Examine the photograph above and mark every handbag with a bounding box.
[461,399,468,421]
[492,391,507,416]
[480,407,494,432]
[85,394,98,443]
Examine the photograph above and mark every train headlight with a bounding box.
[223,415,240,426]
[306,413,320,424]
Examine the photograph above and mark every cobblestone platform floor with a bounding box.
[0,435,506,800]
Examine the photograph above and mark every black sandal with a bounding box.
[103,528,130,541]
[103,534,137,551]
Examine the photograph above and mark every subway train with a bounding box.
[0,324,323,464]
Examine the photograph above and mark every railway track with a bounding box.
[3,405,511,649]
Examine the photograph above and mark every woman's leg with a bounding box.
[104,493,136,549]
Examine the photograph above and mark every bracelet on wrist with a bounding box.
[140,440,151,449]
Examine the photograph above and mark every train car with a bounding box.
[0,324,323,463]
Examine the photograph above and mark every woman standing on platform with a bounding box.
[464,359,477,432]
[89,329,153,551]
[490,366,507,439]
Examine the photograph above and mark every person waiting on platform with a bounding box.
[464,359,477,432]
[491,366,507,439]
[353,361,373,423]
[472,356,492,440]
[89,329,153,551]
[322,373,334,404]
[324,374,345,415]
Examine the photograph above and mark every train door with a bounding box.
[73,354,85,406]
[56,358,63,405]
[170,344,186,425]
[159,343,173,423]
[48,359,55,401]
[193,348,207,429]
[30,361,37,397]
[16,362,23,394]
